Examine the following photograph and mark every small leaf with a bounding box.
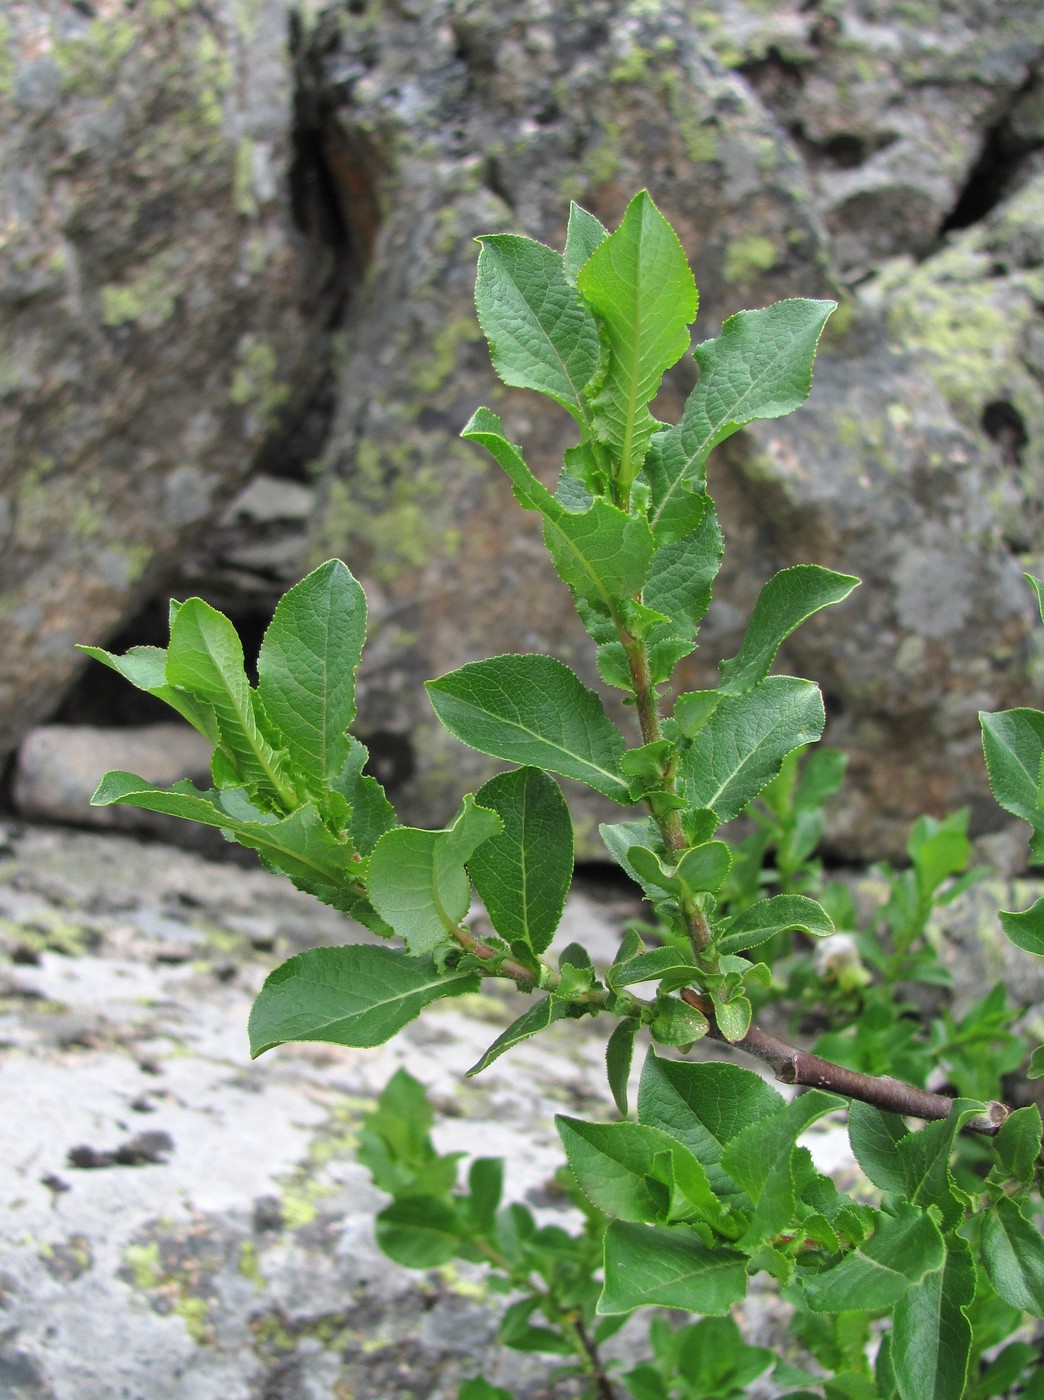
[982,1197,1044,1317]
[77,643,218,741]
[715,894,834,955]
[800,1205,946,1313]
[609,945,696,991]
[848,1103,909,1195]
[999,897,1044,955]
[677,677,826,822]
[558,1116,701,1223]
[563,200,608,284]
[992,1105,1043,1184]
[889,1236,975,1400]
[648,298,836,535]
[650,996,710,1048]
[465,995,571,1076]
[637,1052,784,1197]
[717,565,859,696]
[458,1380,513,1400]
[462,409,654,608]
[599,1221,746,1315]
[367,796,502,955]
[475,234,601,427]
[247,944,480,1056]
[375,1195,461,1268]
[255,559,366,789]
[577,190,698,487]
[427,654,631,803]
[166,597,293,806]
[606,1017,640,1116]
[468,767,573,955]
[980,708,1044,842]
[1029,1044,1044,1079]
[627,842,732,899]
[90,772,366,914]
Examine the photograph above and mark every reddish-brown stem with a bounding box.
[680,988,1010,1136]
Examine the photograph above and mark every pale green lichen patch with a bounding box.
[229,337,291,421]
[99,251,184,330]
[724,234,780,284]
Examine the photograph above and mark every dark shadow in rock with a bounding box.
[67,1131,174,1169]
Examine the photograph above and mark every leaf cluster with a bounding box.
[82,191,1044,1399]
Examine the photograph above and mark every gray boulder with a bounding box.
[298,0,1043,854]
[0,1,335,757]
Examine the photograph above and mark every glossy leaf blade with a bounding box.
[77,643,219,742]
[91,772,360,909]
[800,1205,946,1313]
[637,1052,783,1197]
[465,994,571,1077]
[715,894,834,955]
[166,597,290,803]
[426,655,631,803]
[367,796,502,956]
[599,1221,746,1315]
[462,409,654,606]
[469,767,573,954]
[577,190,697,483]
[999,897,1044,955]
[248,944,479,1056]
[475,234,601,425]
[982,1197,1044,1316]
[563,201,609,284]
[677,676,826,822]
[649,298,835,534]
[717,565,859,696]
[980,708,1044,833]
[256,559,365,787]
[890,1238,974,1400]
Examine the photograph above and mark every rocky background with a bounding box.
[2,2,1044,1395]
[1,0,1042,857]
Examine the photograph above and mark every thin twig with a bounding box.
[680,988,1010,1136]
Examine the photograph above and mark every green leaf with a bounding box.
[332,735,397,855]
[599,1221,746,1315]
[608,945,696,992]
[1031,1045,1044,1079]
[980,708,1044,854]
[255,559,365,789]
[715,894,834,955]
[641,503,725,682]
[717,566,859,696]
[649,996,710,1049]
[848,1104,909,1195]
[982,1197,1044,1316]
[475,234,602,428]
[467,1157,504,1232]
[627,842,732,899]
[465,995,571,1076]
[461,409,654,607]
[468,767,573,955]
[677,677,826,822]
[606,1017,640,1116]
[367,796,502,955]
[563,200,608,284]
[558,1116,720,1225]
[166,597,294,806]
[992,1106,1043,1185]
[247,944,480,1056]
[458,1381,513,1400]
[1026,572,1044,624]
[720,1091,843,1244]
[599,818,667,896]
[375,1195,461,1268]
[890,1236,974,1400]
[648,298,836,535]
[77,643,219,742]
[800,1205,946,1313]
[577,190,697,487]
[427,655,631,803]
[637,1052,784,1197]
[999,896,1044,955]
[91,772,365,912]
